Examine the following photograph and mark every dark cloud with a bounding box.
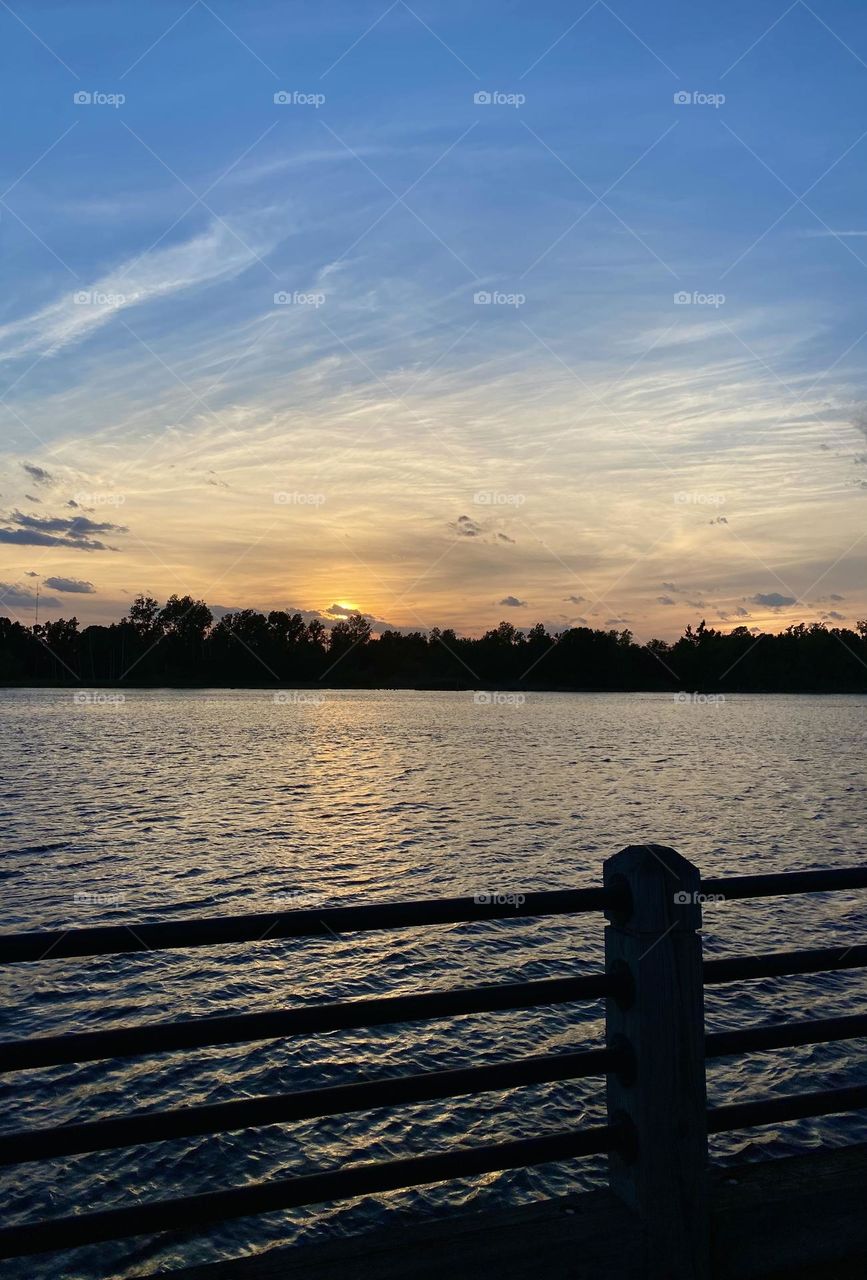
[210,604,244,621]
[12,511,126,536]
[210,603,284,621]
[280,603,405,635]
[24,494,41,504]
[452,515,481,537]
[661,582,681,593]
[0,509,126,552]
[823,611,845,621]
[497,595,526,607]
[734,606,750,617]
[709,515,728,524]
[370,621,425,636]
[326,602,364,617]
[751,592,797,609]
[0,581,60,610]
[0,528,115,551]
[564,594,586,604]
[496,532,515,544]
[605,617,630,625]
[321,603,403,633]
[22,463,53,486]
[657,595,676,605]
[43,577,96,594]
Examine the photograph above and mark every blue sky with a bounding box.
[1,0,866,636]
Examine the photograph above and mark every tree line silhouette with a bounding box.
[1,594,866,691]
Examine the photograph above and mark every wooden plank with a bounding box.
[710,1140,867,1280]
[144,1142,867,1280]
[148,1186,642,1280]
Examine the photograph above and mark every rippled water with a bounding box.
[1,689,865,1278]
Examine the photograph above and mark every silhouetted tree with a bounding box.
[1,599,866,691]
[126,595,163,640]
[157,595,213,679]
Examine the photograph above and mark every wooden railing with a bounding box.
[1,847,865,1277]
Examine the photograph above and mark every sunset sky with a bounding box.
[2,0,866,639]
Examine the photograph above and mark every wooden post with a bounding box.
[603,845,710,1280]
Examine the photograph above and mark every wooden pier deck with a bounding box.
[155,1142,867,1280]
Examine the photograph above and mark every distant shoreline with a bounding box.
[6,606,866,695]
[3,682,866,695]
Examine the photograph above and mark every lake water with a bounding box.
[1,689,865,1278]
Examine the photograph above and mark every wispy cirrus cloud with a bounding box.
[0,217,280,362]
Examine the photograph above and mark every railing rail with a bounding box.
[3,1012,865,1169]
[701,867,867,900]
[707,1082,867,1133]
[0,886,620,964]
[1,847,865,1276]
[3,867,865,965]
[0,972,619,1071]
[705,1011,867,1058]
[702,942,867,983]
[0,1045,619,1166]
[0,1122,621,1260]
